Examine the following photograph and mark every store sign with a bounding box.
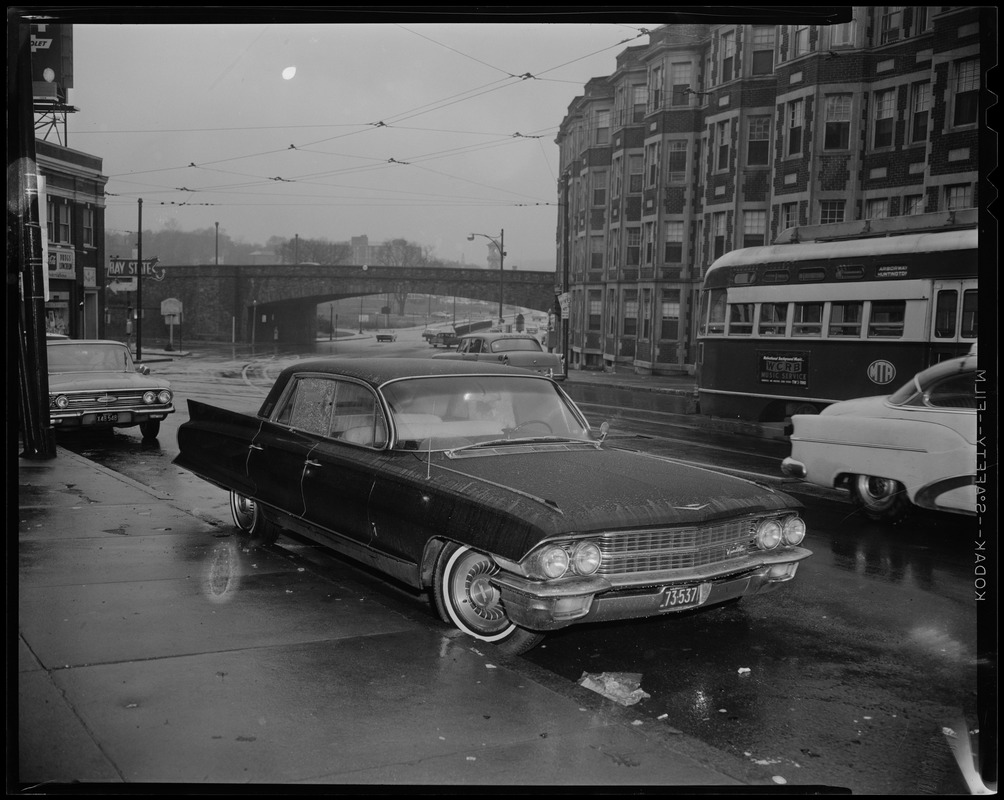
[48,249,75,280]
[108,257,164,281]
[557,292,571,319]
[758,350,809,387]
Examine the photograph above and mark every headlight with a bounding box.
[755,519,783,550]
[572,542,601,575]
[52,394,69,409]
[143,391,156,404]
[782,516,806,546]
[539,546,569,578]
[157,390,172,404]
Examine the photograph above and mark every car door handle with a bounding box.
[305,459,322,468]
[249,444,264,451]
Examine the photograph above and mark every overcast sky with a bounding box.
[65,21,659,269]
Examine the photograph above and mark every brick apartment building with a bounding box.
[555,7,987,375]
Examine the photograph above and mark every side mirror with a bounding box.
[597,421,610,444]
[137,364,151,375]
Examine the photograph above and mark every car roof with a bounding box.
[460,332,538,340]
[284,357,539,386]
[46,338,128,348]
[914,353,977,385]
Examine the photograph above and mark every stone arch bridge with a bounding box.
[139,263,559,345]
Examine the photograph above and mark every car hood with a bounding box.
[47,371,170,392]
[431,445,796,533]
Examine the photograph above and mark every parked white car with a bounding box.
[781,351,978,523]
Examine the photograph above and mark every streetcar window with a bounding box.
[797,268,827,282]
[792,302,823,336]
[836,264,865,279]
[934,290,958,338]
[728,303,754,335]
[758,303,788,336]
[732,271,757,285]
[828,302,863,336]
[763,270,789,283]
[867,300,906,338]
[705,289,726,334]
[961,289,978,338]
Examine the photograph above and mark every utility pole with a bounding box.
[136,198,143,362]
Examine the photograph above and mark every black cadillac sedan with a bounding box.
[175,358,810,654]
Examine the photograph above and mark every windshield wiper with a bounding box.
[449,435,591,453]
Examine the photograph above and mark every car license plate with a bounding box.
[659,585,704,610]
[96,413,119,423]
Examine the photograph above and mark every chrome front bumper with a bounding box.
[491,546,813,632]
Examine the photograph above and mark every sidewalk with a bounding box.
[16,446,780,788]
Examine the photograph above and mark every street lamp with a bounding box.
[468,229,505,326]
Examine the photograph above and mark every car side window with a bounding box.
[467,339,482,354]
[274,376,337,435]
[925,372,976,410]
[328,381,388,447]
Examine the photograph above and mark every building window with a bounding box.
[82,207,94,247]
[792,25,810,57]
[751,26,775,75]
[712,212,728,260]
[820,200,845,224]
[667,141,688,182]
[626,227,641,266]
[670,62,692,106]
[592,170,607,206]
[623,291,639,336]
[953,58,979,127]
[945,184,973,210]
[646,142,660,187]
[866,198,889,219]
[781,202,798,231]
[664,221,684,263]
[904,194,925,215]
[787,99,804,156]
[46,199,56,242]
[824,94,852,150]
[588,290,602,331]
[873,89,895,148]
[641,289,652,339]
[830,21,854,46]
[747,115,770,166]
[595,109,611,145]
[628,155,644,193]
[632,85,648,122]
[880,6,903,44]
[660,291,681,340]
[590,236,604,271]
[716,120,730,171]
[743,210,766,247]
[608,289,617,335]
[650,65,663,110]
[644,223,655,265]
[612,156,622,198]
[720,30,735,83]
[915,7,931,34]
[910,82,931,143]
[57,203,71,243]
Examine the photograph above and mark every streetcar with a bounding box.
[695,211,978,423]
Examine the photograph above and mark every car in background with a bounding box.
[375,332,397,342]
[46,338,175,440]
[434,331,565,380]
[175,358,810,655]
[430,330,462,348]
[782,351,977,523]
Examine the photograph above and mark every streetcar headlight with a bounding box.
[781,516,806,546]
[571,541,601,576]
[157,389,173,404]
[142,391,156,404]
[755,519,783,550]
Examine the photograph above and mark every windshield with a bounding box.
[47,343,134,373]
[382,375,592,451]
